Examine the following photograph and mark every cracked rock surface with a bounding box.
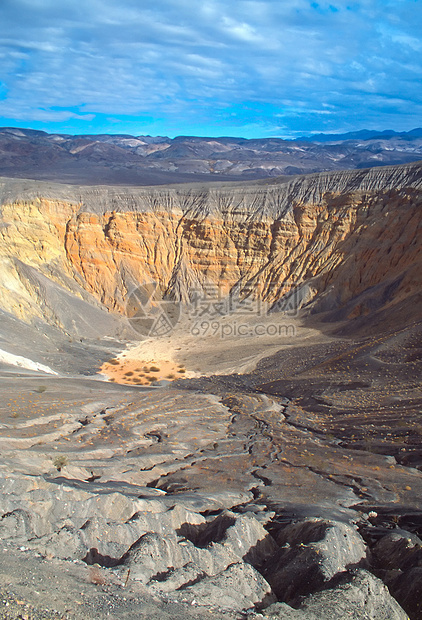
[0,362,419,618]
[0,163,421,618]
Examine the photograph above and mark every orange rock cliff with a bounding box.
[0,162,421,335]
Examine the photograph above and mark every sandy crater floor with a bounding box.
[100,311,319,386]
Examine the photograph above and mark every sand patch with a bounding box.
[99,358,186,386]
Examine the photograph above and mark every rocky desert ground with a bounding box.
[0,161,421,619]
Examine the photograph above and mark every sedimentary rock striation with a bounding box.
[0,161,421,618]
[0,161,421,334]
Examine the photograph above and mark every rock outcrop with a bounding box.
[0,161,421,336]
[0,162,420,618]
[261,570,408,620]
[262,519,366,601]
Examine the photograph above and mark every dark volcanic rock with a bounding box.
[388,567,422,619]
[260,568,410,619]
[262,519,366,602]
[298,569,408,620]
[370,529,422,618]
[371,529,422,571]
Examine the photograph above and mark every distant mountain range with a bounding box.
[296,128,422,142]
[0,126,421,185]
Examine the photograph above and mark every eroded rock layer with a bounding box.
[0,162,421,619]
[0,161,421,333]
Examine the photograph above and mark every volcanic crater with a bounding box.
[0,161,421,619]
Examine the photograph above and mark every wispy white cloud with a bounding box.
[0,0,420,136]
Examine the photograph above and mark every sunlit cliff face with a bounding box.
[0,162,421,332]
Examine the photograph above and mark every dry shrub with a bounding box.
[53,455,68,471]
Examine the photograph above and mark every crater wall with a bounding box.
[0,161,421,332]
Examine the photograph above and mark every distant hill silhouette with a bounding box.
[0,126,421,185]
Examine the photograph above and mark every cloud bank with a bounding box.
[0,0,421,137]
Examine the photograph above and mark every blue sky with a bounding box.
[0,0,421,138]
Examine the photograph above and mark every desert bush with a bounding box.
[53,455,68,471]
[149,366,160,372]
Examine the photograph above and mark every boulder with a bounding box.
[371,528,422,571]
[257,571,408,619]
[180,562,275,610]
[179,510,278,567]
[387,566,422,619]
[125,531,184,583]
[222,512,279,567]
[262,519,366,601]
[299,569,408,620]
